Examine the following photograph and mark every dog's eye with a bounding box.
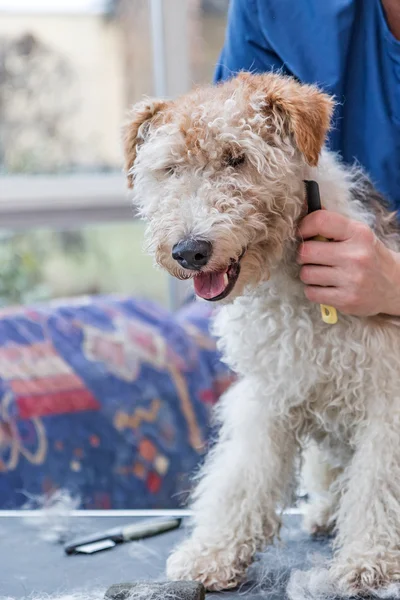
[225,153,245,168]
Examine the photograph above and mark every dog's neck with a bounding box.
[264,150,366,297]
[237,150,371,303]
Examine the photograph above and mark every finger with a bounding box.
[298,211,353,242]
[299,265,341,287]
[297,240,346,266]
[304,285,343,307]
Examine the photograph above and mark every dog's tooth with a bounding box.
[223,274,229,286]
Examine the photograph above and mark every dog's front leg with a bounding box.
[166,378,297,590]
[331,411,400,594]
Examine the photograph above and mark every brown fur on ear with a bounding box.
[274,81,334,166]
[239,72,334,166]
[123,99,169,188]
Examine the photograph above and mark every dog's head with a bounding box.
[124,72,333,302]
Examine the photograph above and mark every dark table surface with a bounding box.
[1,510,332,600]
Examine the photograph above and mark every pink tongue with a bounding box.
[194,271,227,300]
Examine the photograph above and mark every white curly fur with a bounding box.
[124,72,400,595]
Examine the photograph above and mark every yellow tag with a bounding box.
[320,304,338,324]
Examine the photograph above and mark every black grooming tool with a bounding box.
[303,179,338,324]
[65,517,182,555]
[304,179,322,213]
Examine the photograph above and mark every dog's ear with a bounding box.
[238,73,333,167]
[267,77,334,166]
[123,98,169,188]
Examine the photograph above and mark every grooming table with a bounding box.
[0,511,332,599]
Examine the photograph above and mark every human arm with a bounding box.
[214,0,288,83]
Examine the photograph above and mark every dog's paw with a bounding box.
[166,538,251,591]
[331,555,400,595]
[302,500,336,538]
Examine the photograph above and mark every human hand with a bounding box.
[297,210,400,317]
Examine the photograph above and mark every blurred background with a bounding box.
[0,0,229,308]
[0,0,235,511]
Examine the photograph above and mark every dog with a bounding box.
[123,72,400,595]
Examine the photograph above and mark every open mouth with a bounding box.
[193,251,245,302]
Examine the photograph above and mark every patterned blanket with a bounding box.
[0,296,233,509]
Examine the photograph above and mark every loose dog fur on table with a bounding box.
[123,72,400,595]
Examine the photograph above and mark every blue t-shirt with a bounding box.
[214,0,400,210]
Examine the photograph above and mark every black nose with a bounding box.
[172,239,213,270]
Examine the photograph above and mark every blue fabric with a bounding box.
[215,0,400,210]
[0,296,233,509]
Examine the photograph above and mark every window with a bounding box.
[0,0,229,308]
